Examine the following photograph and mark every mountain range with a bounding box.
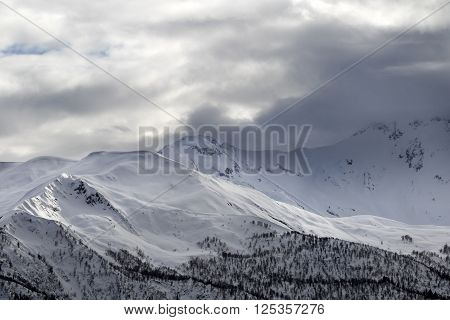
[1,117,449,299]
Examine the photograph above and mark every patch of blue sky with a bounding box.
[0,43,52,56]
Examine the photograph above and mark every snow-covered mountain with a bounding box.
[161,117,450,225]
[1,118,450,299]
[300,117,450,225]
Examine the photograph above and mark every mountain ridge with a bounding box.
[1,118,450,299]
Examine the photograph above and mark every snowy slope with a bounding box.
[1,133,450,298]
[160,118,450,225]
[295,117,450,225]
[1,149,449,268]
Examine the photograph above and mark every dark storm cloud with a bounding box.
[253,27,450,146]
[185,104,237,127]
[184,18,450,147]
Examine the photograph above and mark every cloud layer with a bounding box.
[0,0,449,160]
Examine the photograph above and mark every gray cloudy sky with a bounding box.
[0,0,449,161]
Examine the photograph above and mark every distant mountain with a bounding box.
[161,117,450,225]
[300,117,450,225]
